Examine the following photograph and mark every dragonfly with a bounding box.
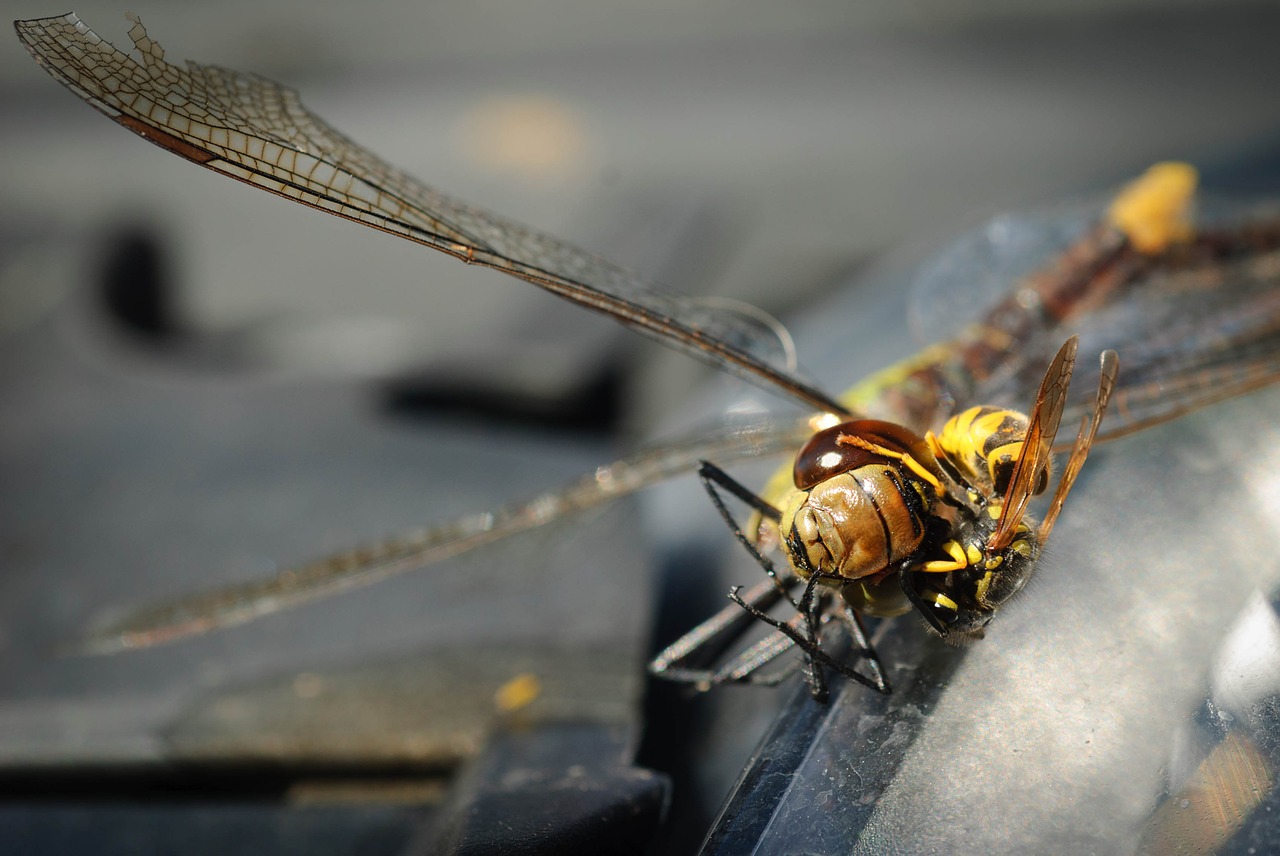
[15,14,1280,696]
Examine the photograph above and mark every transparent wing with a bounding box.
[14,13,845,415]
[77,415,814,653]
[938,203,1280,445]
[1061,240,1280,440]
[909,203,1099,348]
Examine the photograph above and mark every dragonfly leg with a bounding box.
[794,571,830,700]
[649,577,796,688]
[694,460,892,698]
[726,585,889,697]
[709,625,804,687]
[697,461,796,608]
[843,604,890,694]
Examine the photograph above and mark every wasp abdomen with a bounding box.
[937,406,1045,496]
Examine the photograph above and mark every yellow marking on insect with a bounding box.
[494,673,542,713]
[757,343,968,514]
[932,593,959,612]
[1012,540,1033,557]
[836,435,944,496]
[965,543,983,565]
[973,409,1011,434]
[922,540,968,572]
[974,570,994,603]
[984,554,1004,570]
[987,439,1022,466]
[987,504,1003,520]
[1107,162,1198,254]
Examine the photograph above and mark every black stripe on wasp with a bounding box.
[15,16,1280,701]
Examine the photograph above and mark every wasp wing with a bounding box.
[988,336,1076,551]
[14,14,844,415]
[1038,349,1118,540]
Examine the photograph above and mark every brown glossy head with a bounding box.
[793,419,930,490]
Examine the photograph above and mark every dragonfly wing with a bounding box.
[77,414,814,653]
[1060,233,1280,441]
[943,202,1280,444]
[14,13,845,414]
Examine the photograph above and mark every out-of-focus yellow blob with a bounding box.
[455,96,587,181]
[494,672,543,713]
[1107,162,1199,254]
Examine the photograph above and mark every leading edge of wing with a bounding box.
[14,13,846,415]
[74,415,813,654]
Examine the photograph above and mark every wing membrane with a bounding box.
[14,13,845,414]
[1070,284,1280,441]
[78,415,814,653]
[955,217,1280,447]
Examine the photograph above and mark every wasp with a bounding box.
[652,335,1115,699]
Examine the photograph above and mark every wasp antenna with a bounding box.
[1039,349,1119,540]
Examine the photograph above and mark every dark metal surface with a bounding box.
[0,804,421,856]
[418,723,667,855]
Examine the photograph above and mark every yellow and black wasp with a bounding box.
[652,334,1115,698]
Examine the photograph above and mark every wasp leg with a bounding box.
[897,562,951,637]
